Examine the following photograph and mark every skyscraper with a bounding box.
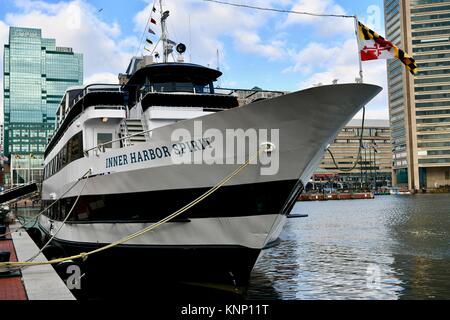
[3,27,83,185]
[385,0,450,191]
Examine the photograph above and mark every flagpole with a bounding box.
[354,15,364,83]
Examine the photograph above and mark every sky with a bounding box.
[0,0,389,122]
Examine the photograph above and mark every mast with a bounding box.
[216,49,220,71]
[159,0,169,63]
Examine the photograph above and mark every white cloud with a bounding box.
[279,0,389,120]
[289,36,388,119]
[233,31,286,61]
[285,39,356,74]
[284,0,353,36]
[12,0,67,13]
[0,20,8,55]
[4,0,135,80]
[354,107,389,120]
[84,72,119,85]
[133,0,285,65]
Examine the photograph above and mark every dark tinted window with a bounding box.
[44,131,84,179]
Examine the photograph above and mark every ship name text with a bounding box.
[105,137,213,169]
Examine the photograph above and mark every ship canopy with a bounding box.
[123,62,223,107]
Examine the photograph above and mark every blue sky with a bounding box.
[0,0,389,119]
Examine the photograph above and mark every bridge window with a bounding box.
[150,82,213,94]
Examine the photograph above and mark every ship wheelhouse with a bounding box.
[123,62,239,133]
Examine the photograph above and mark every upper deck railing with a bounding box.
[45,84,126,159]
[54,84,124,132]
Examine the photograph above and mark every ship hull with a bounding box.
[39,83,382,289]
[40,229,264,288]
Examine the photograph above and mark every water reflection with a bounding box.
[248,194,450,300]
[247,237,299,299]
[385,194,450,300]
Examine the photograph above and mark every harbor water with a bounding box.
[248,193,450,300]
[12,193,450,300]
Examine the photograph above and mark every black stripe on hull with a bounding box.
[43,234,261,289]
[43,179,303,222]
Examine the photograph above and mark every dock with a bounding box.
[0,222,75,300]
[298,192,375,201]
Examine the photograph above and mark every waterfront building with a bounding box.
[3,27,83,185]
[314,119,392,190]
[0,124,4,187]
[384,0,450,190]
[0,123,4,156]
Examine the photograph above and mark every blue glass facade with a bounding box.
[3,27,83,157]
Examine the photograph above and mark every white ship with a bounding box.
[37,2,381,287]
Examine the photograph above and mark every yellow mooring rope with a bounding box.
[0,148,264,270]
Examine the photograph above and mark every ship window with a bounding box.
[149,82,213,94]
[97,133,113,149]
[44,131,84,180]
[153,82,190,92]
[152,82,194,93]
[56,152,61,172]
[61,145,68,168]
[194,84,209,94]
[68,131,83,163]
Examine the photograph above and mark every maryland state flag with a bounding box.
[358,21,417,75]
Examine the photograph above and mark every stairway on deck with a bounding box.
[120,119,146,146]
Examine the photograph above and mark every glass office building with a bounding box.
[3,27,83,185]
[384,0,450,190]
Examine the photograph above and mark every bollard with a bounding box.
[0,251,19,277]
[0,251,10,263]
[0,225,6,239]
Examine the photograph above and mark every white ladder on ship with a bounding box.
[119,119,146,146]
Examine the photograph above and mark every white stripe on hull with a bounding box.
[39,214,286,249]
[42,151,309,200]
